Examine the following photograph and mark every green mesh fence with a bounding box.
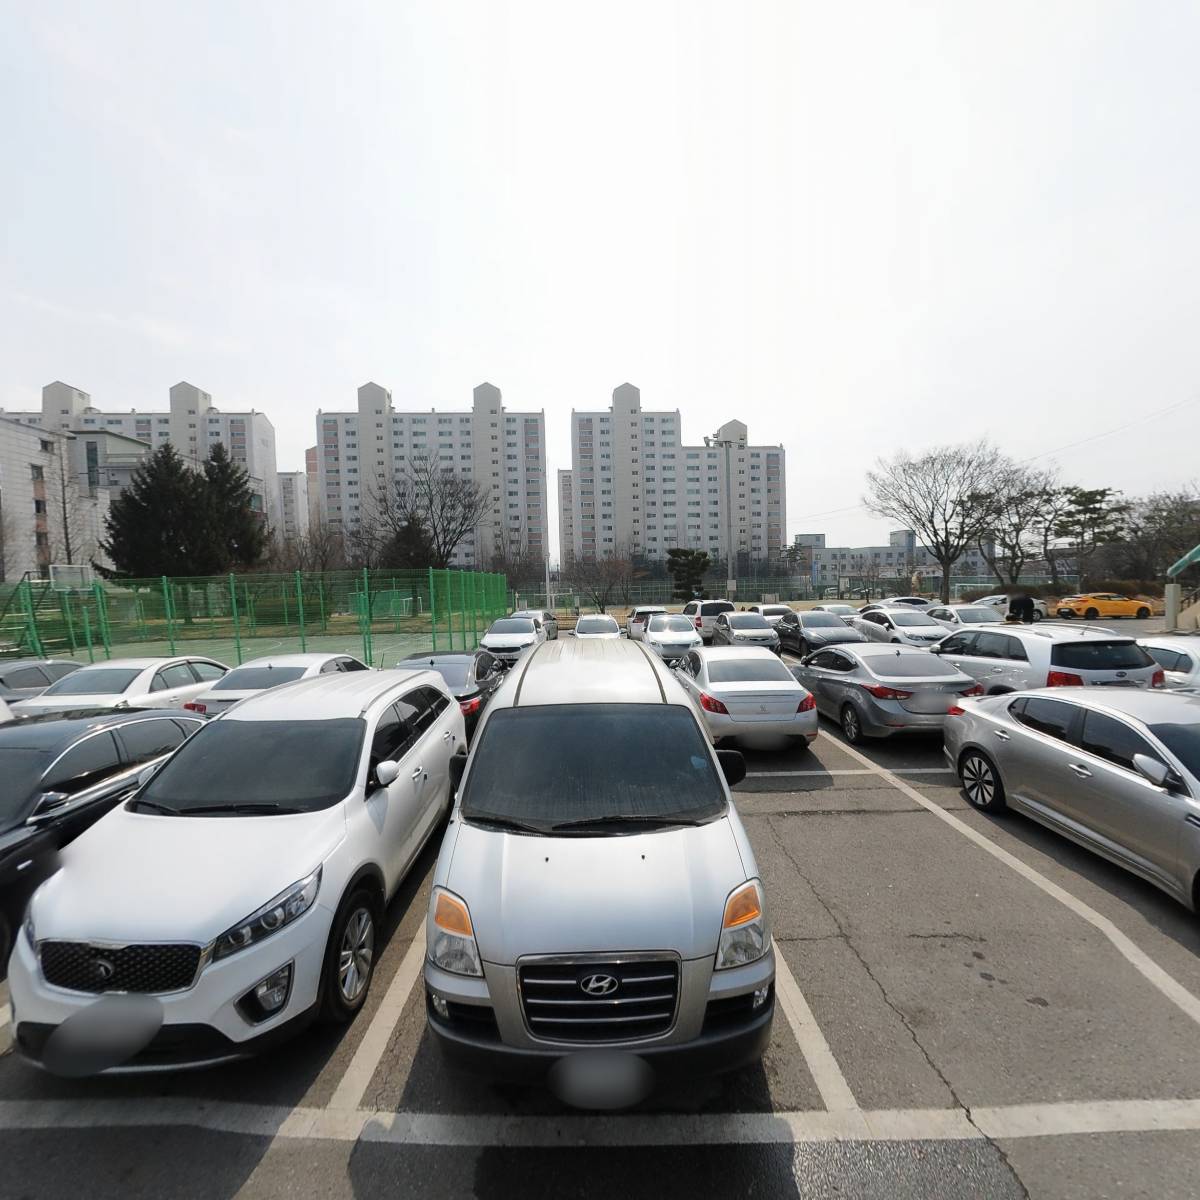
[0,569,509,668]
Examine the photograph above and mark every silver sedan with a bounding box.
[944,689,1200,911]
[850,607,948,647]
[644,613,703,661]
[1138,635,1200,689]
[791,643,981,743]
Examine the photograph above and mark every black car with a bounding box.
[0,660,83,703]
[777,610,868,657]
[393,650,506,738]
[0,709,206,969]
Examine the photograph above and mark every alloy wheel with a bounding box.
[338,907,375,1004]
[841,706,861,742]
[961,754,995,808]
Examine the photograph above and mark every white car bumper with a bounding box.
[700,709,819,742]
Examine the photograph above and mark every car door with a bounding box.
[795,649,850,717]
[541,612,558,640]
[673,651,703,703]
[777,611,800,652]
[142,662,204,708]
[1068,709,1189,890]
[31,731,128,857]
[363,699,423,892]
[1004,696,1085,824]
[712,614,730,645]
[407,685,458,847]
[935,632,982,684]
[971,631,1019,693]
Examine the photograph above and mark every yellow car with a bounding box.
[1056,592,1154,620]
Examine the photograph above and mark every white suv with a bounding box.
[9,670,465,1075]
[931,625,1163,695]
[681,599,736,643]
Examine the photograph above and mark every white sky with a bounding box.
[2,1,1198,553]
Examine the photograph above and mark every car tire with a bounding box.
[319,886,381,1024]
[1084,608,1099,620]
[840,704,864,744]
[1031,609,1043,622]
[797,638,810,658]
[1137,607,1150,620]
[959,750,1006,813]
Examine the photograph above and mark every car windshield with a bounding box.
[488,619,535,635]
[707,658,795,683]
[728,614,770,629]
[576,616,619,634]
[42,668,141,696]
[864,653,961,678]
[1149,722,1200,778]
[956,608,998,623]
[398,660,471,688]
[137,718,365,814]
[210,666,307,691]
[0,749,51,820]
[801,613,845,628]
[1051,641,1153,671]
[650,615,694,633]
[461,704,725,832]
[890,612,936,627]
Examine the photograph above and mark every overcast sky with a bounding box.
[2,1,1198,553]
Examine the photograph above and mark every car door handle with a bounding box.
[411,766,424,781]
[994,731,1010,741]
[991,667,1004,673]
[442,730,454,742]
[1068,763,1092,778]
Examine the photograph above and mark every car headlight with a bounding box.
[428,887,483,977]
[716,880,770,970]
[213,866,322,961]
[24,906,36,948]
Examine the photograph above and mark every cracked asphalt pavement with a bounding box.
[3,707,1200,1198]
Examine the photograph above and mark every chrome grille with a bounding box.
[517,956,680,1044]
[39,941,203,994]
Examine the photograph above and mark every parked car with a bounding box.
[811,603,858,621]
[851,607,947,647]
[944,690,1200,910]
[1057,593,1154,620]
[10,670,466,1075]
[925,604,1006,631]
[791,643,981,743]
[511,610,559,640]
[776,610,867,657]
[0,709,206,970]
[746,604,794,627]
[1139,635,1200,689]
[879,595,932,609]
[393,650,506,737]
[479,617,547,667]
[973,594,1048,622]
[643,613,702,662]
[11,657,229,717]
[423,637,774,1105]
[0,661,83,704]
[931,625,1162,695]
[710,612,780,653]
[183,653,368,715]
[681,598,736,643]
[627,606,668,641]
[574,614,622,639]
[673,647,817,745]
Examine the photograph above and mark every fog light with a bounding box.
[753,985,770,1009]
[254,965,293,1015]
[429,991,450,1020]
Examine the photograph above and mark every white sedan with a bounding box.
[643,613,703,661]
[924,604,1006,631]
[11,656,229,716]
[183,652,370,715]
[573,614,622,639]
[973,594,1048,621]
[672,647,818,746]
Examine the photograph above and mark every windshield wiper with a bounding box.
[126,797,179,816]
[176,803,302,816]
[463,813,550,835]
[550,813,708,832]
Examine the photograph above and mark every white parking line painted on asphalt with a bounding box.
[820,731,1200,1030]
[4,1095,1200,1147]
[0,1003,10,1031]
[771,950,859,1113]
[746,768,954,778]
[328,923,428,1111]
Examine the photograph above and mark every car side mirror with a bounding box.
[929,644,943,654]
[29,791,71,821]
[716,749,746,788]
[1132,754,1175,789]
[800,654,816,666]
[449,750,468,793]
[375,760,401,787]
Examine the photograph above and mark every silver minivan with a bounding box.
[423,638,775,1107]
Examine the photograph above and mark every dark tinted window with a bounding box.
[4,667,49,689]
[1051,641,1154,671]
[863,653,961,679]
[44,662,83,680]
[807,650,845,670]
[43,732,122,794]
[975,632,1026,661]
[0,749,53,818]
[701,602,734,617]
[140,719,365,813]
[707,658,795,683]
[939,633,976,655]
[340,658,368,672]
[1149,723,1200,779]
[461,705,724,831]
[372,702,414,764]
[1146,647,1192,674]
[154,664,196,691]
[397,659,470,688]
[1080,711,1163,773]
[576,616,620,634]
[1015,698,1079,741]
[117,719,187,765]
[190,661,226,682]
[43,668,140,696]
[890,612,936,628]
[728,614,770,630]
[210,666,307,691]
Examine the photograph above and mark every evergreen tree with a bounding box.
[202,443,267,570]
[666,548,710,601]
[379,515,435,569]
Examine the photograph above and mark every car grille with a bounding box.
[39,941,203,994]
[517,956,680,1044]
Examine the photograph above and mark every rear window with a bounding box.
[576,616,619,634]
[489,619,536,635]
[397,660,471,688]
[1050,641,1153,671]
[210,666,307,691]
[649,615,694,633]
[1146,647,1193,674]
[728,614,770,629]
[42,668,141,696]
[707,659,795,683]
[461,704,725,831]
[956,608,999,623]
[701,602,735,617]
[864,652,961,678]
[890,612,937,627]
[761,606,791,617]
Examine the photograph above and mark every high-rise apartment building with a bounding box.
[0,381,281,522]
[315,382,548,568]
[304,446,321,529]
[557,469,574,568]
[278,472,311,543]
[564,384,786,566]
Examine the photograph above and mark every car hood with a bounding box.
[31,803,348,943]
[446,816,747,963]
[804,628,865,644]
[480,635,535,651]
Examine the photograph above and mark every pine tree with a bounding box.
[379,515,435,568]
[666,548,710,601]
[202,443,267,570]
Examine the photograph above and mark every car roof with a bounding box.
[1139,634,1200,647]
[231,653,352,668]
[394,652,476,664]
[1028,687,1200,725]
[497,638,680,708]
[842,643,931,658]
[0,658,82,671]
[0,707,195,751]
[997,625,1136,643]
[223,669,435,721]
[68,656,215,670]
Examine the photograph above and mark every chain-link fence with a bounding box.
[0,568,508,668]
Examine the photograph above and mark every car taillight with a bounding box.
[947,705,965,717]
[1046,670,1084,687]
[183,701,206,713]
[961,684,984,697]
[862,684,912,700]
[459,696,482,716]
[797,694,816,712]
[699,692,729,714]
[1151,669,1165,689]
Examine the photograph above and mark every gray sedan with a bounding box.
[791,643,981,743]
[711,612,781,653]
[944,689,1200,911]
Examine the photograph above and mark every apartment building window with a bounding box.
[30,464,44,481]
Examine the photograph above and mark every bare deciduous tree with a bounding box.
[569,550,634,613]
[977,466,1060,587]
[45,448,102,567]
[865,441,1011,603]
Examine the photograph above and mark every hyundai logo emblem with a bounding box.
[579,973,618,996]
[92,957,116,983]
[1116,671,1127,678]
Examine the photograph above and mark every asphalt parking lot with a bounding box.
[3,626,1198,1199]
